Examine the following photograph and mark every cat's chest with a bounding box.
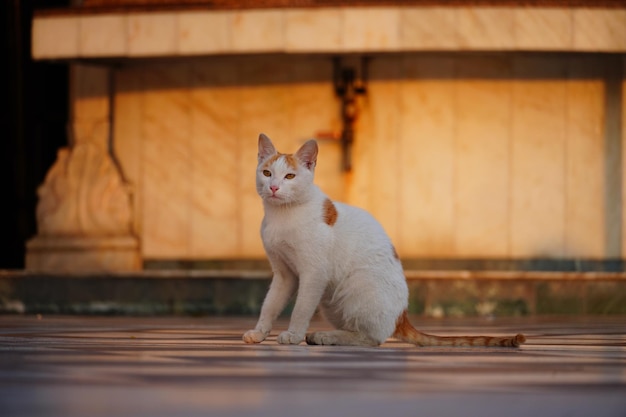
[261,212,322,254]
[261,218,300,248]
[261,220,304,272]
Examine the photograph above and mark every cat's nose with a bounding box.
[270,185,279,193]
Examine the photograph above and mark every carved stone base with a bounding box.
[26,236,141,273]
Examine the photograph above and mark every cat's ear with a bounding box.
[258,133,277,163]
[295,140,318,171]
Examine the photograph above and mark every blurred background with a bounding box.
[1,0,625,316]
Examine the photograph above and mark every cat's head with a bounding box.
[256,133,318,206]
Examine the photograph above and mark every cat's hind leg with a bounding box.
[306,330,380,347]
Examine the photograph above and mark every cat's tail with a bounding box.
[393,311,526,348]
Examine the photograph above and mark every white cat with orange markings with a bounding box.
[243,134,525,348]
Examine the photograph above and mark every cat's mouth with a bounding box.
[266,193,288,204]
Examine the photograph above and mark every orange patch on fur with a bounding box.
[262,153,298,170]
[322,199,338,226]
[394,310,413,340]
[283,154,298,169]
[261,154,280,169]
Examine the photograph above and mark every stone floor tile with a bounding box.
[0,315,624,417]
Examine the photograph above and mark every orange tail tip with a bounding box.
[512,333,526,347]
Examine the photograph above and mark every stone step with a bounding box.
[1,270,625,316]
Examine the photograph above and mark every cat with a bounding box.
[243,133,525,348]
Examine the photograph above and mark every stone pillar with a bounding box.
[26,64,140,272]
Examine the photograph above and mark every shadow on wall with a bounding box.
[108,52,614,96]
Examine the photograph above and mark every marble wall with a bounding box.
[115,56,341,259]
[112,53,625,261]
[33,7,626,59]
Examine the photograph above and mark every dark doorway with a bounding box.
[1,0,69,268]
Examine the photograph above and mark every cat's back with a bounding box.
[333,201,394,251]
[330,200,405,288]
[334,202,384,230]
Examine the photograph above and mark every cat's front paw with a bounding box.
[243,329,267,344]
[277,331,304,345]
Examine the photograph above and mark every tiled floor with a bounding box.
[1,315,625,417]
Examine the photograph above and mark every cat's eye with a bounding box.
[262,170,271,177]
[285,173,296,180]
